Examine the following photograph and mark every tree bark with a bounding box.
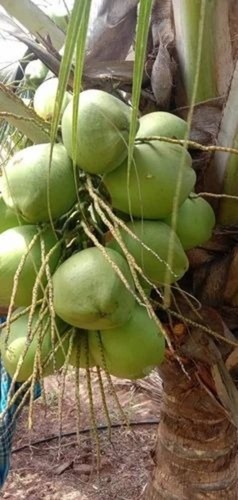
[145,360,238,499]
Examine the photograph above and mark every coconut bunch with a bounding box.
[0,88,216,392]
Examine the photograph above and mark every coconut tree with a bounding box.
[0,0,238,498]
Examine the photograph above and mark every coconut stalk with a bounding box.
[214,60,238,224]
[0,0,65,50]
[162,0,226,306]
[172,0,233,104]
[218,130,238,225]
[172,0,235,199]
[172,0,217,103]
[145,1,238,498]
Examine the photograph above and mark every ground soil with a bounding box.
[0,370,161,500]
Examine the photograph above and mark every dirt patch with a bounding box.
[1,371,161,499]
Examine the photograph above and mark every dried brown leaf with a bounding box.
[193,254,231,306]
[226,348,238,372]
[74,464,93,474]
[224,247,238,303]
[151,0,174,48]
[86,0,138,63]
[212,361,238,428]
[54,461,73,475]
[151,43,173,109]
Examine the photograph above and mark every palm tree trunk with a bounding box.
[145,360,237,499]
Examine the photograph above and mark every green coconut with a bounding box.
[53,247,136,330]
[108,220,189,285]
[0,195,26,233]
[136,111,188,140]
[89,304,165,380]
[69,330,96,369]
[61,89,139,175]
[0,308,70,382]
[164,196,216,250]
[0,225,61,307]
[103,141,196,219]
[33,78,72,121]
[24,59,48,88]
[1,143,77,223]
